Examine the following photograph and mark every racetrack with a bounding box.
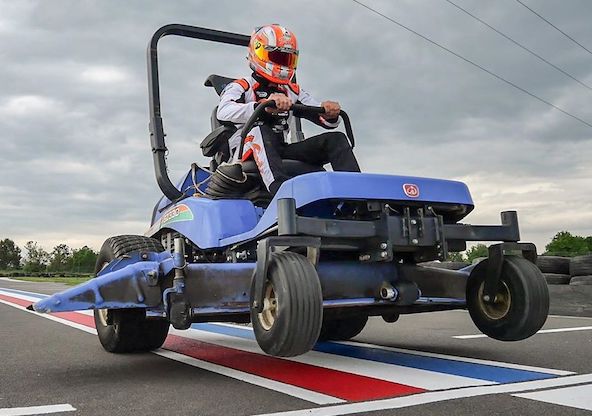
[1,278,591,416]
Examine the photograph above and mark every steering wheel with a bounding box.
[238,101,355,159]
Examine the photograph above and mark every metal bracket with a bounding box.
[253,236,321,313]
[483,242,537,301]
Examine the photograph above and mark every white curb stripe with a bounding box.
[0,404,76,416]
[513,383,592,411]
[454,326,592,339]
[253,374,592,416]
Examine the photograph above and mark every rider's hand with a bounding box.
[266,93,292,113]
[321,101,341,120]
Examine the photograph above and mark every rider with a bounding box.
[217,24,360,195]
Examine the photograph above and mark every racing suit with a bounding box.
[217,73,360,195]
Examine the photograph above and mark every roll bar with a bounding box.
[147,24,250,201]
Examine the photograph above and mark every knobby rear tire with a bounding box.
[94,235,169,353]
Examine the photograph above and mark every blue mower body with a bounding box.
[31,24,548,357]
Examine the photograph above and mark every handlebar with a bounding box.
[238,101,355,159]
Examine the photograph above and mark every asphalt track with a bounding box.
[1,278,591,416]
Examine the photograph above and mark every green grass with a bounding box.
[9,276,92,286]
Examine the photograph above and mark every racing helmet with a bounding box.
[248,24,299,84]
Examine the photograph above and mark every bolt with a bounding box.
[483,295,491,302]
[412,238,419,245]
[380,242,388,250]
[380,251,388,258]
[411,219,417,225]
[141,253,148,260]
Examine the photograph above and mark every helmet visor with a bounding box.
[268,49,298,69]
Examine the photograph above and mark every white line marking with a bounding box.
[0,277,35,283]
[548,314,592,321]
[0,293,341,405]
[253,374,592,416]
[0,404,76,416]
[454,326,592,339]
[153,349,343,405]
[338,340,573,376]
[513,383,592,411]
[177,328,494,390]
[0,290,46,303]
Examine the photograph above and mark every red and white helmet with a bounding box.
[248,24,299,85]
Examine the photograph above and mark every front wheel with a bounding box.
[467,256,549,341]
[251,252,323,357]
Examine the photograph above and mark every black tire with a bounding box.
[467,256,549,341]
[251,252,322,357]
[536,256,570,275]
[419,261,470,270]
[569,275,592,286]
[543,273,571,285]
[569,255,592,277]
[318,315,368,341]
[94,235,169,353]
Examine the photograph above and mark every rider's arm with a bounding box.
[217,81,256,124]
[297,88,340,129]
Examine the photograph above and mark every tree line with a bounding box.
[1,231,590,274]
[448,230,591,263]
[0,239,98,274]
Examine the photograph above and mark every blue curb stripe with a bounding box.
[0,287,49,299]
[193,323,555,383]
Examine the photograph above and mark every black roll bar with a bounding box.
[147,24,250,201]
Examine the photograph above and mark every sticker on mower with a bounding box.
[403,183,420,198]
[161,204,194,226]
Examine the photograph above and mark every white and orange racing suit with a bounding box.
[217,73,360,195]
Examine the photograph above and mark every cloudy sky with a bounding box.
[1,0,591,254]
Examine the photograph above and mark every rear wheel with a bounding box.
[318,315,368,341]
[94,235,169,353]
[467,256,549,341]
[251,252,323,357]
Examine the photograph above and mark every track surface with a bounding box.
[1,278,591,416]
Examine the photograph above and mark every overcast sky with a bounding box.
[1,0,591,254]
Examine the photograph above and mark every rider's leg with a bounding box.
[241,125,290,195]
[282,131,360,172]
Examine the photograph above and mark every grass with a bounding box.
[9,276,92,286]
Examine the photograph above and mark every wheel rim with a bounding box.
[477,281,512,320]
[257,283,278,331]
[97,308,110,326]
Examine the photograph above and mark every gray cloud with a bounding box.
[1,0,591,253]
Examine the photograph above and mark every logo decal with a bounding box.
[403,184,420,198]
[161,204,193,226]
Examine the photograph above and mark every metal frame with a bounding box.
[147,24,250,201]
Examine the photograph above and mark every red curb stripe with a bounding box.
[0,293,96,327]
[163,335,424,401]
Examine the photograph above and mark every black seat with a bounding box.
[204,74,235,96]
[201,75,239,170]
